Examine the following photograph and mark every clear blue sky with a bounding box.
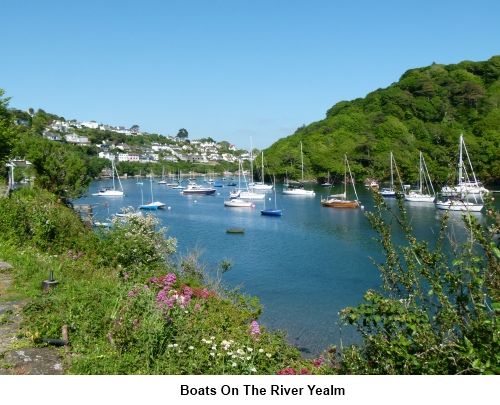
[2,0,499,150]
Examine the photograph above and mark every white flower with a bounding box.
[178,350,183,353]
[211,336,215,340]
[232,363,237,367]
[173,343,178,347]
[266,353,272,358]
[250,367,257,373]
[211,346,217,350]
[210,353,215,357]
[247,347,253,352]
[189,346,194,350]
[246,356,251,360]
[258,349,264,353]
[232,355,237,359]
[227,352,233,356]
[168,344,173,348]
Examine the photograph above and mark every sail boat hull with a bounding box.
[282,188,315,195]
[405,193,434,202]
[321,199,358,208]
[261,209,282,216]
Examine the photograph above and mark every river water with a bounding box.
[79,178,496,358]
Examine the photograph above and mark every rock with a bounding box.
[3,348,64,375]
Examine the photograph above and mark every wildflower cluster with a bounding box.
[66,249,84,260]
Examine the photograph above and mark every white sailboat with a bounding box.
[93,158,124,196]
[322,171,332,187]
[405,151,435,202]
[141,173,166,209]
[441,134,489,197]
[229,158,266,200]
[282,141,315,196]
[136,170,143,186]
[158,166,167,185]
[381,151,405,198]
[252,151,273,191]
[436,134,484,212]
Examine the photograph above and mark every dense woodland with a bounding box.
[261,56,500,187]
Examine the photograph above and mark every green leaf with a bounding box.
[492,302,500,311]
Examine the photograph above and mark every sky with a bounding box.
[1,0,500,151]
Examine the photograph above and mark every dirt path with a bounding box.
[0,261,65,375]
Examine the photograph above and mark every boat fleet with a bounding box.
[94,134,490,216]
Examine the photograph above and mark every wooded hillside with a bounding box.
[262,56,500,186]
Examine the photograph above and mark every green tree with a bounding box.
[14,135,91,200]
[177,128,188,140]
[0,89,20,165]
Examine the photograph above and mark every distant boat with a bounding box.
[251,151,273,191]
[181,181,216,195]
[158,166,167,185]
[405,151,435,202]
[321,171,332,187]
[321,154,360,208]
[229,159,266,200]
[140,174,166,209]
[93,159,124,196]
[226,228,245,233]
[381,151,405,198]
[436,134,484,212]
[261,175,282,216]
[136,170,143,186]
[282,142,315,196]
[224,198,253,207]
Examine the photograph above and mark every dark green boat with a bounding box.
[226,228,245,233]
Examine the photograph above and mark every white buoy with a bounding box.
[168,206,171,210]
[252,204,256,208]
[361,205,365,209]
[269,197,271,201]
[194,200,197,203]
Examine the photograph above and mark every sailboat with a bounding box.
[229,158,266,200]
[436,134,484,212]
[261,175,282,216]
[380,151,405,198]
[93,158,124,196]
[441,134,489,197]
[321,154,360,208]
[322,171,332,187]
[141,173,166,209]
[405,151,435,202]
[282,142,315,196]
[172,170,185,189]
[139,189,157,210]
[136,170,143,186]
[252,152,273,191]
[157,166,167,185]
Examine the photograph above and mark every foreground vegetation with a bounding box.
[1,56,500,374]
[0,186,499,374]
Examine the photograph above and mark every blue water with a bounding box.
[79,179,495,358]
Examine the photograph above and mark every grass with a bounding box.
[0,186,335,374]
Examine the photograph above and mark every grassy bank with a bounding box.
[0,187,335,374]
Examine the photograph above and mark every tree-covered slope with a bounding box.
[263,56,500,186]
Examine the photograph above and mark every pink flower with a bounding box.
[250,321,261,335]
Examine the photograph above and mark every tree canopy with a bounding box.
[263,55,500,185]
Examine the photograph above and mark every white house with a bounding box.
[81,122,99,129]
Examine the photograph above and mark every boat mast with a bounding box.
[458,133,463,188]
[419,151,423,194]
[344,154,347,199]
[301,141,304,183]
[390,151,394,189]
